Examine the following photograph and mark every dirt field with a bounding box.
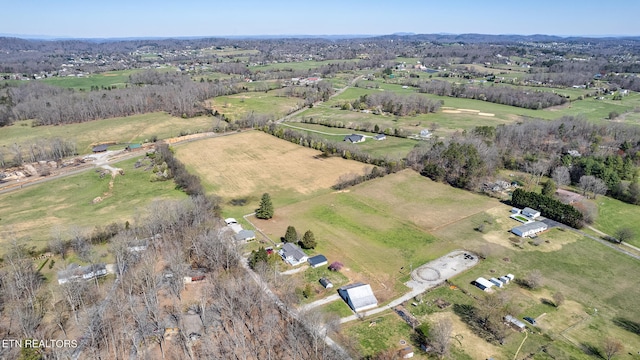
[429,311,502,360]
[175,131,371,200]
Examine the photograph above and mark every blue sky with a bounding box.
[2,0,639,38]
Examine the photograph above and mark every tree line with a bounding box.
[413,80,568,109]
[344,92,442,116]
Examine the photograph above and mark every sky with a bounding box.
[2,0,639,39]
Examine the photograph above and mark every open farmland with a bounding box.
[0,157,186,252]
[253,170,498,301]
[175,131,372,214]
[209,90,304,121]
[41,69,143,90]
[0,112,214,154]
[593,196,640,247]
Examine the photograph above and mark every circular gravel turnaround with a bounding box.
[415,267,441,281]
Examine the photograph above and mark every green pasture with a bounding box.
[41,69,142,90]
[249,59,359,72]
[279,122,418,160]
[210,90,304,121]
[0,157,187,252]
[593,196,640,247]
[0,112,215,154]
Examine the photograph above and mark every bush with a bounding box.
[328,261,343,271]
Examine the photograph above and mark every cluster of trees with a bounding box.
[332,166,389,190]
[154,143,207,197]
[282,80,334,106]
[345,92,442,116]
[454,293,511,345]
[511,188,584,228]
[3,76,234,126]
[0,137,77,167]
[283,226,317,249]
[301,116,411,139]
[415,80,568,109]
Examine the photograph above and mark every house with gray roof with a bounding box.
[57,263,107,285]
[511,221,548,237]
[279,243,308,266]
[235,229,256,242]
[344,134,365,143]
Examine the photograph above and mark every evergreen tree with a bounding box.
[541,179,557,197]
[248,247,268,269]
[284,225,298,243]
[256,193,274,219]
[301,230,317,249]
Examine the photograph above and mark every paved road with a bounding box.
[339,250,479,323]
[542,218,640,261]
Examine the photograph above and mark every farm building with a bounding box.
[512,221,548,237]
[92,144,108,153]
[499,276,510,284]
[522,207,541,219]
[224,218,238,225]
[504,315,526,331]
[308,254,328,268]
[374,134,386,141]
[338,283,378,312]
[319,277,333,289]
[489,278,504,288]
[344,134,365,143]
[279,243,308,266]
[125,143,142,151]
[506,273,515,281]
[234,229,256,241]
[474,277,494,291]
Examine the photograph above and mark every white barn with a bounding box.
[338,283,378,312]
[512,221,548,237]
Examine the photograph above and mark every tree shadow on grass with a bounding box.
[612,317,640,335]
[580,342,604,359]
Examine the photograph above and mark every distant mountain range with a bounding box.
[0,32,639,43]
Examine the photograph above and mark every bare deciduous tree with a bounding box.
[430,317,453,359]
[579,175,608,199]
[603,337,623,360]
[552,166,571,186]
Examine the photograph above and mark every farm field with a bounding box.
[431,204,640,359]
[253,170,498,302]
[0,112,214,153]
[592,196,640,247]
[41,69,144,90]
[0,157,186,253]
[174,131,372,218]
[209,90,304,121]
[249,59,359,72]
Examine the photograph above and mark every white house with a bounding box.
[338,283,378,312]
[308,254,328,268]
[522,207,541,219]
[279,243,308,266]
[511,221,548,237]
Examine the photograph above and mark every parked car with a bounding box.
[523,316,536,325]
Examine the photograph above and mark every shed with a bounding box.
[475,277,494,291]
[499,276,510,284]
[235,229,256,241]
[92,144,108,153]
[399,346,414,358]
[308,254,328,268]
[374,134,386,141]
[338,283,378,312]
[489,277,504,288]
[319,277,333,289]
[506,274,515,281]
[505,315,526,331]
[125,143,142,151]
[522,207,541,219]
[224,218,238,225]
[511,221,548,237]
[511,207,521,214]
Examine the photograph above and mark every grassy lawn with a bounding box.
[342,312,418,358]
[592,196,640,247]
[249,59,358,72]
[209,90,304,120]
[0,157,186,252]
[0,113,215,154]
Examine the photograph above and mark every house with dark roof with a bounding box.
[279,243,308,266]
[344,134,365,143]
[374,134,386,141]
[338,283,378,312]
[308,254,328,268]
